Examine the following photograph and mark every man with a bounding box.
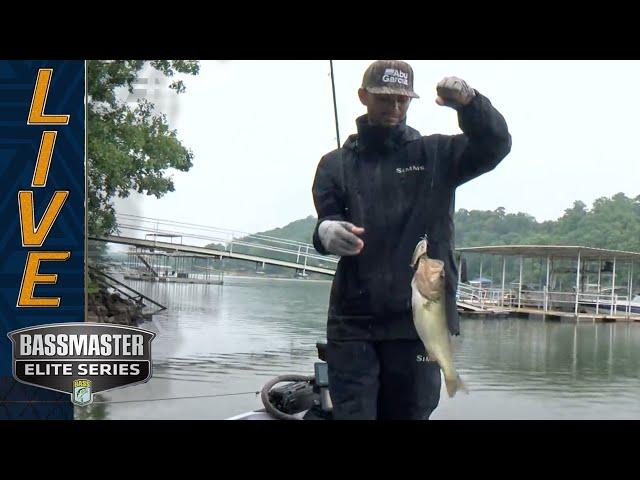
[312,60,511,420]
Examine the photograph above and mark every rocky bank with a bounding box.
[87,289,152,326]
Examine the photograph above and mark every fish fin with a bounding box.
[422,295,440,308]
[445,375,468,398]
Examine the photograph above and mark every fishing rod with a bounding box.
[329,60,341,149]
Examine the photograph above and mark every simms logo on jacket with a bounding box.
[383,68,409,86]
[396,165,425,174]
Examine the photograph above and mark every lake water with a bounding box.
[78,275,640,420]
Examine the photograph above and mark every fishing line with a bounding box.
[151,375,221,383]
[91,391,260,404]
[0,390,260,405]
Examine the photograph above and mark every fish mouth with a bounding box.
[413,257,445,299]
[426,259,446,281]
[410,239,428,268]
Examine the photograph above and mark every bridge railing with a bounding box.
[112,213,339,272]
[117,213,317,248]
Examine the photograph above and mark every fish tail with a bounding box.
[444,374,468,398]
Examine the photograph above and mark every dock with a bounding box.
[458,306,639,323]
[455,245,640,324]
[120,233,225,285]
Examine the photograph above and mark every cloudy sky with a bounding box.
[114,60,640,236]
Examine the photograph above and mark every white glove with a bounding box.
[436,76,476,109]
[318,220,365,256]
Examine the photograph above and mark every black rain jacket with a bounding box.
[312,92,511,340]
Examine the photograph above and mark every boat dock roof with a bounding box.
[456,245,640,261]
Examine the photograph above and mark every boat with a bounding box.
[227,342,333,420]
[579,291,640,315]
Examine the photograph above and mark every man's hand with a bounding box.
[436,76,476,109]
[318,220,365,256]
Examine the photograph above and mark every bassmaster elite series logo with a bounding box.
[7,323,155,406]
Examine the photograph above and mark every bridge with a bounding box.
[89,213,339,277]
[92,215,640,323]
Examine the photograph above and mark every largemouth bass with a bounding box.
[410,238,466,397]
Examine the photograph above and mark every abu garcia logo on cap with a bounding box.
[382,68,409,86]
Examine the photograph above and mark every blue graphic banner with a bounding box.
[0,61,85,419]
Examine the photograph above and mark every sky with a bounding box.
[113,60,640,236]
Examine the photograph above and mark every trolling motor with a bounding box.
[313,343,333,414]
[260,342,333,420]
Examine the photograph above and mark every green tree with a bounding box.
[552,200,586,243]
[87,60,200,236]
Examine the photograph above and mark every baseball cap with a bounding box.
[361,60,419,99]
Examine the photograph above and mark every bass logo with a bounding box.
[73,379,92,406]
